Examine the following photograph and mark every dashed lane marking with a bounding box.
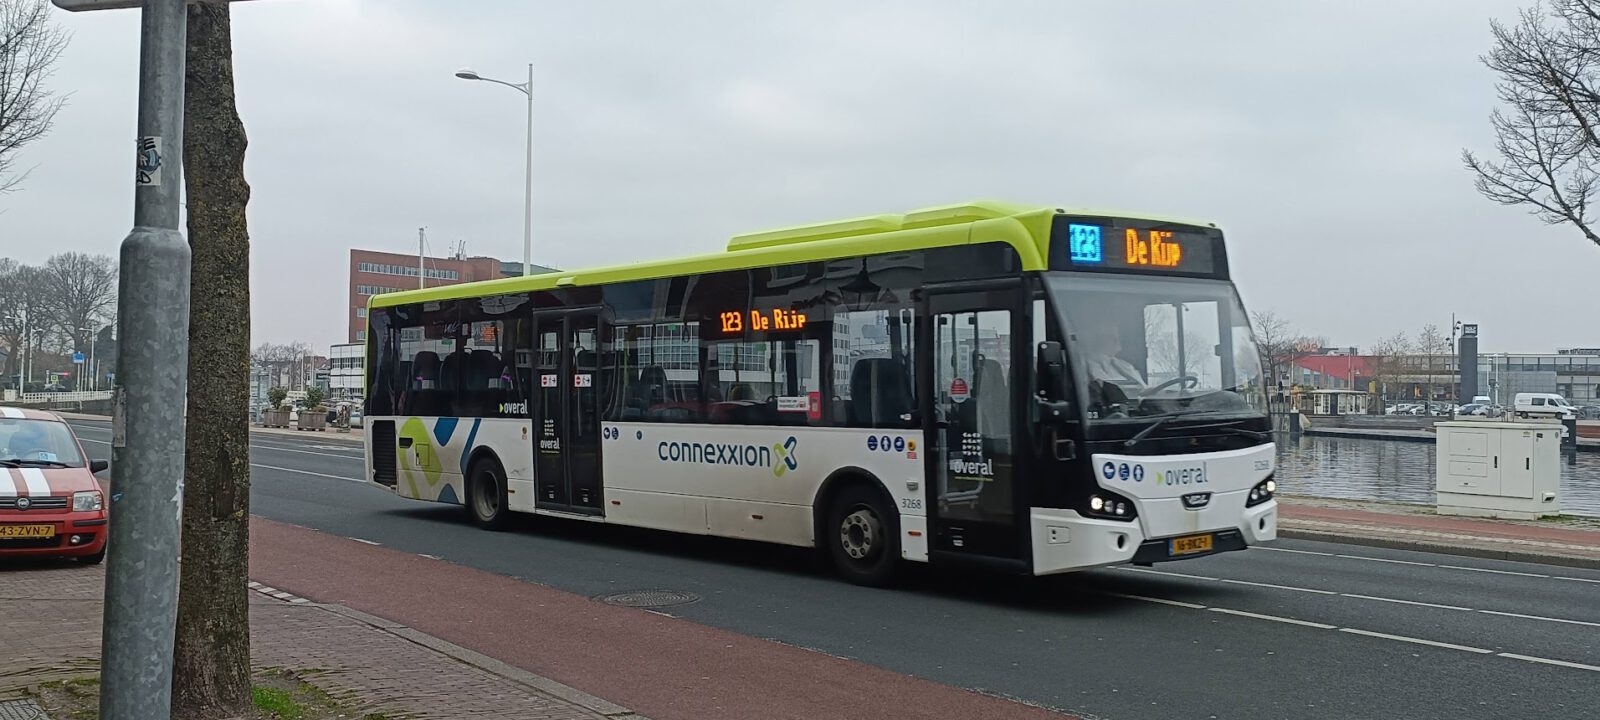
[350,538,381,546]
[1497,653,1600,672]
[1337,628,1494,654]
[1208,607,1337,629]
[1113,593,1596,672]
[1121,567,1599,629]
[1259,544,1600,584]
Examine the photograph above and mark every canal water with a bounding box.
[1274,434,1600,518]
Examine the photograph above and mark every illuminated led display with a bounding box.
[1053,219,1219,276]
[720,309,808,334]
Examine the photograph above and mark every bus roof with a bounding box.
[369,200,1218,309]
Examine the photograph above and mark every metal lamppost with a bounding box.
[78,326,100,391]
[455,65,534,276]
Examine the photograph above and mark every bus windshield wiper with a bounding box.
[1221,426,1270,442]
[1123,409,1221,449]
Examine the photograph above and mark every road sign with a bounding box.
[73,351,85,364]
[52,0,256,10]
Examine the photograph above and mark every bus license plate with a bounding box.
[1169,534,1213,556]
[0,525,55,539]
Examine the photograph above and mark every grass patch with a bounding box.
[25,671,390,720]
[252,686,306,720]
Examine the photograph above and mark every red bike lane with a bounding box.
[249,517,1073,720]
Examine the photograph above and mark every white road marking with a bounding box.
[1335,554,1436,568]
[247,446,364,461]
[1105,592,1207,609]
[1337,628,1493,654]
[1339,594,1473,612]
[1553,576,1600,585]
[1497,653,1600,673]
[1477,610,1600,628]
[1256,546,1334,557]
[350,537,381,546]
[244,463,359,482]
[1121,567,1337,595]
[1209,607,1337,629]
[417,553,442,561]
[1120,566,1600,628]
[1451,566,1549,579]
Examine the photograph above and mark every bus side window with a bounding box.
[833,308,916,429]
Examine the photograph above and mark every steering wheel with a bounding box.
[1141,375,1199,397]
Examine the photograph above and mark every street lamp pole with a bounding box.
[455,65,534,276]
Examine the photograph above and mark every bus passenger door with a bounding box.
[532,309,605,515]
[922,286,1024,560]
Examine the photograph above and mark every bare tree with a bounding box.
[0,0,67,195]
[1465,0,1600,250]
[0,257,38,381]
[172,3,253,717]
[1368,332,1415,403]
[34,252,117,357]
[250,340,311,388]
[1416,323,1452,402]
[1249,310,1324,392]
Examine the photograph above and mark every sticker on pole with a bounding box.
[950,377,970,403]
[136,136,162,186]
[574,373,592,388]
[540,374,557,387]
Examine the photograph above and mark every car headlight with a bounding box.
[1246,476,1275,508]
[73,490,103,512]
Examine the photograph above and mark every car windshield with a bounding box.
[1047,274,1267,422]
[0,418,86,466]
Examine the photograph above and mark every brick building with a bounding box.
[346,249,556,343]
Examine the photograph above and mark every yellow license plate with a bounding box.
[1169,534,1213,556]
[0,524,55,539]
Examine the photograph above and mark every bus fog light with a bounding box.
[1265,479,1276,494]
[1114,502,1127,516]
[1247,476,1276,508]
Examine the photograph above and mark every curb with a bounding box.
[1278,527,1600,571]
[270,597,649,720]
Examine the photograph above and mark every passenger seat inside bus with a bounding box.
[850,358,914,427]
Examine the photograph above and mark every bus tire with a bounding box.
[826,484,900,587]
[466,457,510,531]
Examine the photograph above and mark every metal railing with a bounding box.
[18,390,114,404]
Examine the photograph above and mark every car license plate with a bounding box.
[1169,533,1213,556]
[0,524,55,539]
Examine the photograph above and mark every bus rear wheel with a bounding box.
[467,458,510,531]
[827,485,900,587]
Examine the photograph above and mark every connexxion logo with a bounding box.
[658,436,800,477]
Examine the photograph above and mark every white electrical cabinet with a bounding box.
[1435,421,1561,520]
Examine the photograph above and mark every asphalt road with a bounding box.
[69,419,1600,720]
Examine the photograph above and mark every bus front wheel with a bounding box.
[467,457,510,531]
[827,485,900,587]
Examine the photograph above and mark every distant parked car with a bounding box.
[1514,392,1578,420]
[1459,404,1490,417]
[1579,405,1600,420]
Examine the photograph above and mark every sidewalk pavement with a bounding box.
[1278,495,1600,569]
[0,563,646,719]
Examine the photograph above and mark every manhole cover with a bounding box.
[0,699,50,720]
[597,589,700,608]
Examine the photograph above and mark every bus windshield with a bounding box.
[1048,274,1267,422]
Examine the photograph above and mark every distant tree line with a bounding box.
[0,253,118,388]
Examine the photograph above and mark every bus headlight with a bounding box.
[1083,490,1137,521]
[1246,477,1275,508]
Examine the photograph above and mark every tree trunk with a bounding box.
[171,4,253,718]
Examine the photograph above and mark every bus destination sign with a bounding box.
[720,309,809,334]
[1050,218,1221,277]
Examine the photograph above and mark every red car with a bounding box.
[0,407,108,563]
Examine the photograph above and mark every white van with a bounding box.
[1514,392,1578,419]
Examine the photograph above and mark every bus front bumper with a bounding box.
[1028,499,1277,576]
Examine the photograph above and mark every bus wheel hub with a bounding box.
[841,509,879,560]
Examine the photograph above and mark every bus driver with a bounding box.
[1082,321,1146,394]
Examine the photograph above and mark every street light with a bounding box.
[455,64,534,277]
[78,326,102,391]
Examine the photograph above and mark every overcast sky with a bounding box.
[3,0,1596,353]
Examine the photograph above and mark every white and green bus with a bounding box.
[362,201,1277,585]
